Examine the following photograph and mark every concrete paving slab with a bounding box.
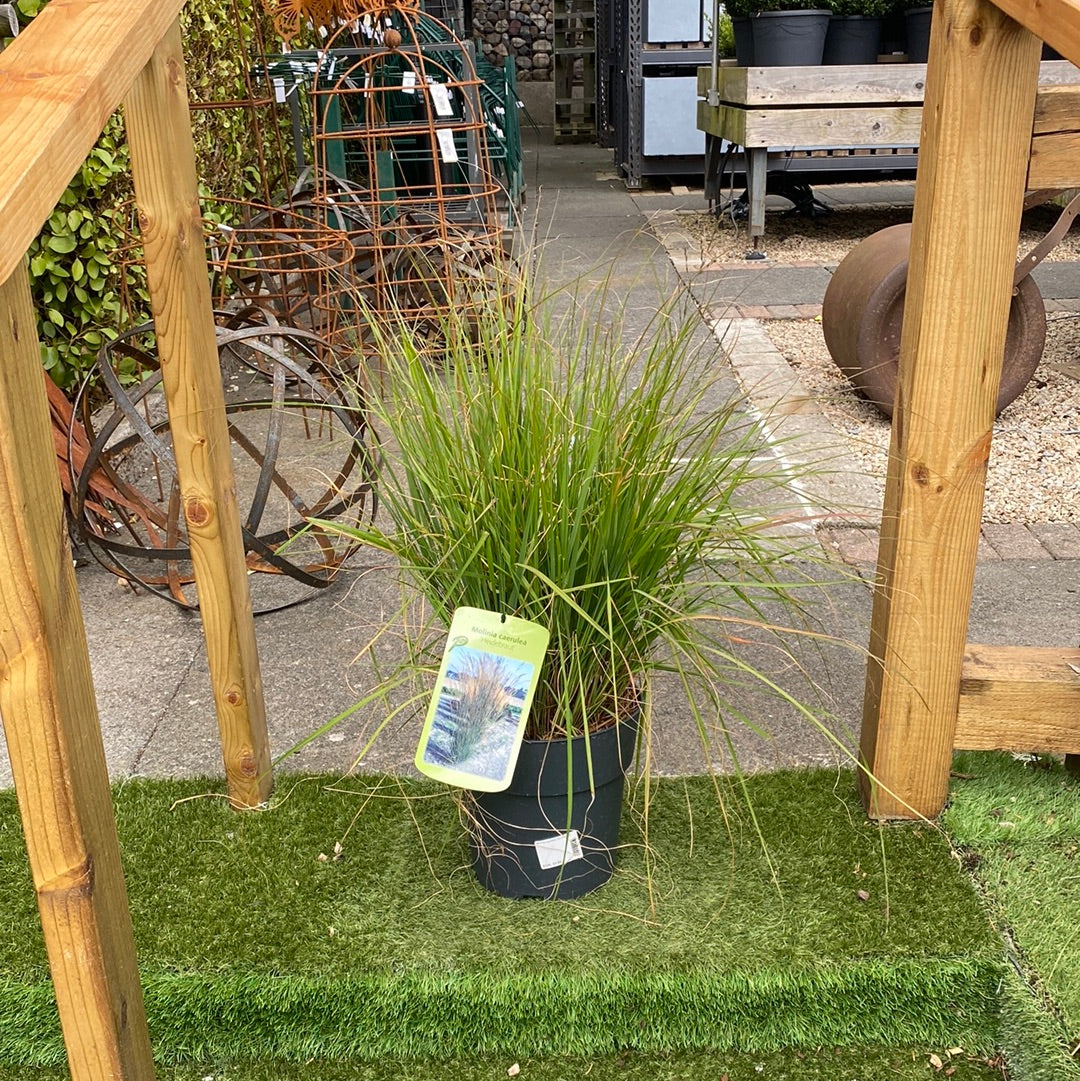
[969,559,1080,647]
[0,566,206,789]
[1027,262,1080,301]
[692,266,836,307]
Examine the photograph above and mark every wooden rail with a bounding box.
[856,0,1079,818]
[957,645,1080,754]
[0,1,179,282]
[0,1,273,1074]
[993,0,1080,63]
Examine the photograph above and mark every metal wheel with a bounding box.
[822,223,1047,418]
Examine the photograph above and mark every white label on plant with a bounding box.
[436,127,459,163]
[429,80,454,117]
[272,77,287,104]
[534,830,584,870]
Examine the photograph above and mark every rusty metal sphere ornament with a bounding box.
[68,311,379,612]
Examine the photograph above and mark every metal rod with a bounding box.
[708,0,720,105]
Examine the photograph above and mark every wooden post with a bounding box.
[123,21,272,808]
[859,0,1042,819]
[0,266,156,1080]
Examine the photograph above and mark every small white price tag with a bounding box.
[429,80,454,117]
[436,127,459,163]
[401,70,417,94]
[534,831,584,870]
[272,77,287,104]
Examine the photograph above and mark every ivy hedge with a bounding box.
[8,0,285,390]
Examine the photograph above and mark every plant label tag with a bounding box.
[534,831,584,870]
[429,80,454,117]
[415,607,549,792]
[435,127,459,164]
[272,77,287,103]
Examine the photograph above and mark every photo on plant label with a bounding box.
[421,646,534,783]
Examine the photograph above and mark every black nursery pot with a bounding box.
[732,16,755,65]
[823,15,883,64]
[468,714,638,900]
[904,5,933,63]
[751,9,832,66]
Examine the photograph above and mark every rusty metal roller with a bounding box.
[822,223,1047,418]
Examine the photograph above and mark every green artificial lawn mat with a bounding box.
[0,769,1004,1066]
[0,1046,1005,1081]
[943,752,1080,1080]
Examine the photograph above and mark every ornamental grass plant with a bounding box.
[319,263,842,774]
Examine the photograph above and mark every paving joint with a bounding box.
[127,644,201,775]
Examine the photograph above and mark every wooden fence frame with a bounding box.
[0,0,1078,1074]
[858,0,1080,818]
[0,2,273,1075]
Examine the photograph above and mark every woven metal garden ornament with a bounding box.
[67,310,378,612]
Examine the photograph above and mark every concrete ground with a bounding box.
[2,133,1078,790]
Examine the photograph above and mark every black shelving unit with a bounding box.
[605,0,711,188]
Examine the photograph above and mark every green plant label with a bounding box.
[415,607,549,792]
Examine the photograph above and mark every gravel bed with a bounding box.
[764,314,1080,524]
[680,198,1080,267]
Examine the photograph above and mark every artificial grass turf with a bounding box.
[0,1047,1005,1081]
[0,769,1004,1066]
[943,751,1080,1080]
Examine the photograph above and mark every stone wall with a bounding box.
[471,3,554,81]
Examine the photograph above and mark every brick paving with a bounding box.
[1028,522,1080,559]
[981,523,1055,560]
[700,259,832,271]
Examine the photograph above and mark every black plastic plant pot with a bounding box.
[732,16,755,65]
[904,5,932,62]
[823,15,883,65]
[467,714,638,901]
[751,10,831,66]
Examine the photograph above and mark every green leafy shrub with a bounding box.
[26,123,136,389]
[723,0,758,19]
[826,0,891,16]
[715,11,736,55]
[15,0,284,390]
[726,0,834,13]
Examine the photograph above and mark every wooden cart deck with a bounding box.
[697,60,1080,248]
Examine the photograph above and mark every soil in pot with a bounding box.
[751,9,832,66]
[467,712,638,900]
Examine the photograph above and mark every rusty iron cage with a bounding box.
[300,5,510,348]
